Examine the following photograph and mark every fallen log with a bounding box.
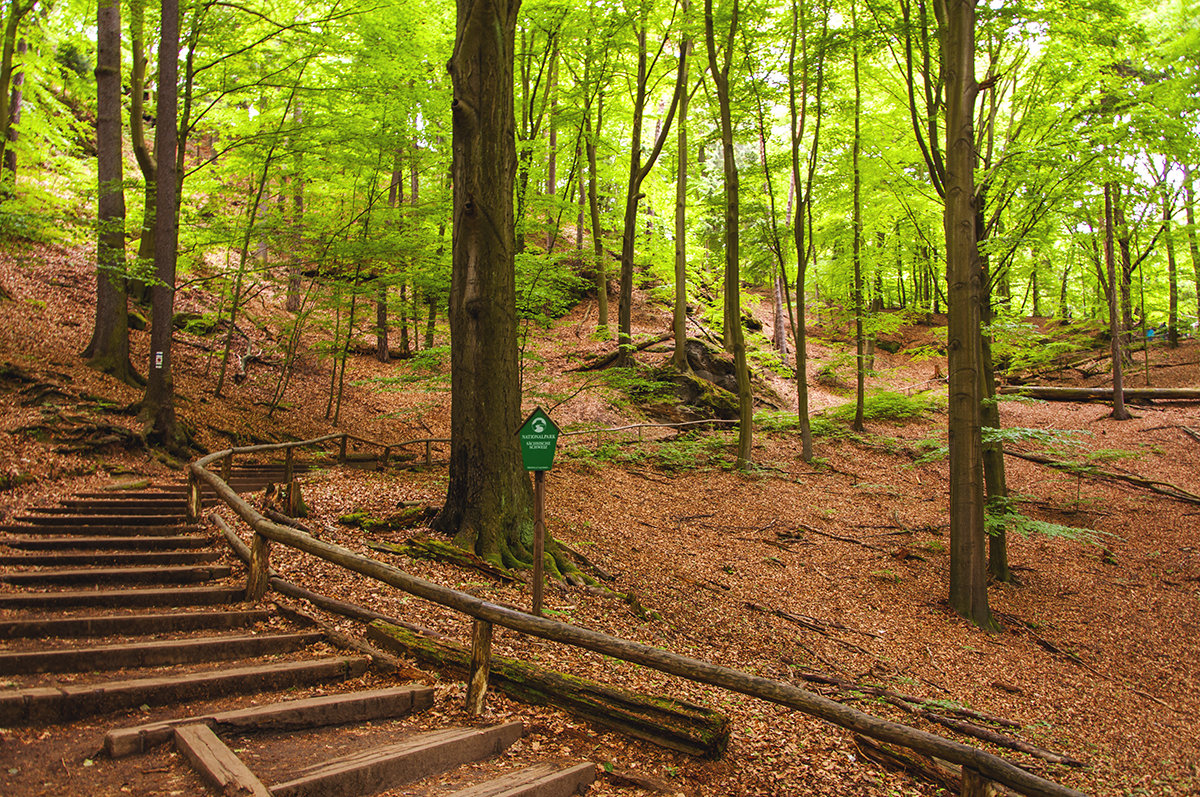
[367,536,517,584]
[366,620,730,759]
[571,332,672,372]
[998,385,1200,402]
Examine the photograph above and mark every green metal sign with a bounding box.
[517,407,561,472]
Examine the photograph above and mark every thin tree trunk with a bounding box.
[286,103,304,313]
[586,91,607,335]
[128,0,155,305]
[1105,183,1130,420]
[672,8,692,373]
[1184,166,1200,328]
[851,0,865,433]
[4,37,24,175]
[1164,190,1178,347]
[706,0,752,469]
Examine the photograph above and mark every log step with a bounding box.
[13,513,188,526]
[26,507,188,518]
[269,722,525,797]
[0,585,243,610]
[446,763,597,797]
[0,534,211,550]
[0,631,325,674]
[0,608,271,639]
[174,723,271,797]
[0,523,199,536]
[0,655,369,725]
[0,550,221,567]
[59,498,191,509]
[0,564,232,586]
[105,685,435,757]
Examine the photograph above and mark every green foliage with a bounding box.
[986,315,1100,375]
[981,426,1085,449]
[599,366,677,407]
[985,498,1107,545]
[827,390,937,423]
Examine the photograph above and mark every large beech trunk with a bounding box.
[367,621,730,758]
[940,0,993,629]
[85,0,138,387]
[434,0,534,565]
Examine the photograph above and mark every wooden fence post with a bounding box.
[185,466,202,522]
[284,447,294,482]
[338,435,348,464]
[424,441,432,466]
[246,532,271,601]
[380,446,390,470]
[465,618,493,715]
[221,453,233,482]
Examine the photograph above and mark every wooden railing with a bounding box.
[187,436,1087,797]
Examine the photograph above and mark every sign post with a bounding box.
[517,407,560,617]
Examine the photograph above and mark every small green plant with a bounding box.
[984,498,1108,545]
[871,569,901,584]
[827,390,936,423]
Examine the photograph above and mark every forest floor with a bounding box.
[1,239,1198,796]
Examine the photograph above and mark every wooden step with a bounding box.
[0,631,324,674]
[0,523,198,536]
[0,608,271,639]
[174,723,271,797]
[28,505,187,516]
[446,763,596,797]
[0,585,243,610]
[0,655,369,724]
[269,722,525,797]
[0,564,231,586]
[0,534,211,550]
[60,498,190,509]
[13,513,188,526]
[106,685,435,756]
[0,550,221,567]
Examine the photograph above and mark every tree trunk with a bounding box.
[376,281,389,362]
[0,1,34,177]
[617,23,686,362]
[4,37,24,175]
[85,0,138,387]
[1184,166,1200,328]
[672,13,691,373]
[140,0,184,453]
[435,0,534,567]
[1104,183,1130,421]
[1164,190,1178,347]
[286,103,304,313]
[851,1,865,433]
[706,0,752,469]
[940,0,993,629]
[585,91,607,335]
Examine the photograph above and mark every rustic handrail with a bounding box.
[188,440,1087,797]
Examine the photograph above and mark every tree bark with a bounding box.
[586,90,607,334]
[616,21,686,362]
[128,0,155,305]
[939,0,994,629]
[1164,189,1178,347]
[140,0,184,452]
[1184,166,1200,328]
[85,0,139,387]
[671,7,692,373]
[1104,183,1130,421]
[4,36,24,175]
[435,0,535,567]
[706,0,752,469]
[851,0,865,433]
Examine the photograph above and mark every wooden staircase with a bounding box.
[0,470,595,797]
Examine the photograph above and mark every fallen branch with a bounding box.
[997,385,1200,402]
[571,332,672,372]
[788,523,888,553]
[1004,449,1200,506]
